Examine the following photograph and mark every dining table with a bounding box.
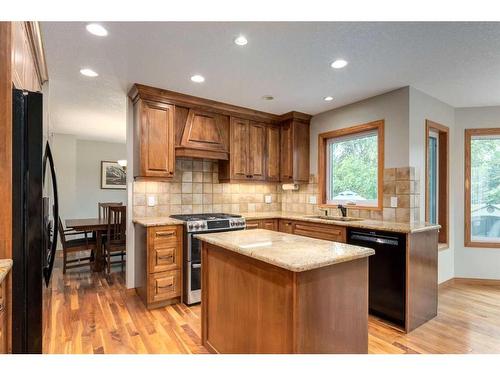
[65,218,109,272]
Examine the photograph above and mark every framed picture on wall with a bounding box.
[101,161,126,190]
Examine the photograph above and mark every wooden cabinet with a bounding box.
[266,125,280,181]
[136,225,183,309]
[280,118,310,183]
[221,118,266,181]
[246,219,279,231]
[133,99,175,179]
[292,221,346,243]
[0,277,8,354]
[11,22,45,92]
[277,219,346,243]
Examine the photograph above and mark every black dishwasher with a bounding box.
[347,228,406,328]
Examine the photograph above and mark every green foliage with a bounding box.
[329,135,378,200]
[471,138,500,205]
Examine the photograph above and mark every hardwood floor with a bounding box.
[43,254,500,354]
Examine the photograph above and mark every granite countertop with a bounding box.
[242,211,441,234]
[195,229,375,272]
[0,259,13,284]
[133,217,185,227]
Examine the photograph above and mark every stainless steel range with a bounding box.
[170,213,246,305]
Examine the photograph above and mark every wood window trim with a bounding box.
[318,120,384,211]
[465,128,500,248]
[425,120,449,248]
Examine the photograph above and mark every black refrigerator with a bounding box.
[12,88,58,354]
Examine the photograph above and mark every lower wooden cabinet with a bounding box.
[292,221,346,243]
[136,225,183,309]
[276,219,347,243]
[246,219,279,231]
[0,277,8,354]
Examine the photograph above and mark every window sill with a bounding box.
[464,241,500,249]
[319,203,382,211]
[438,243,449,251]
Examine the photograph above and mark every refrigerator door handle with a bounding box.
[42,141,59,286]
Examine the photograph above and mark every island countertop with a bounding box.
[195,229,375,272]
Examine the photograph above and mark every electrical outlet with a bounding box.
[264,195,272,204]
[309,195,317,204]
[147,195,157,207]
[390,196,398,208]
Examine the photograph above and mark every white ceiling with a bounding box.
[41,22,500,143]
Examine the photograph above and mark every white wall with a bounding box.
[454,106,500,279]
[310,87,410,173]
[51,134,127,222]
[409,87,456,283]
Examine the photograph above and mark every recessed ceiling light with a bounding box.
[191,75,205,83]
[261,95,274,101]
[86,23,108,37]
[80,68,98,77]
[234,35,248,46]
[331,59,348,69]
[324,96,334,101]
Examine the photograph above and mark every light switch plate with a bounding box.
[264,195,272,204]
[147,195,157,207]
[309,195,317,204]
[390,196,398,208]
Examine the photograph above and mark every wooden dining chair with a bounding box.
[58,218,97,274]
[104,205,126,274]
[98,202,123,220]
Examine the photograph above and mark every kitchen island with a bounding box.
[196,229,375,354]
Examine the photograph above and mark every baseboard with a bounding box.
[439,277,500,288]
[126,288,138,296]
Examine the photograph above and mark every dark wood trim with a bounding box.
[318,120,384,210]
[464,128,500,248]
[425,120,449,246]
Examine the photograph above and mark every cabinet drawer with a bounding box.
[262,219,278,231]
[293,222,346,243]
[149,245,180,273]
[279,220,294,234]
[150,226,180,248]
[245,220,260,230]
[149,270,181,303]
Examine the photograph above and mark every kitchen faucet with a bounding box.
[337,204,347,218]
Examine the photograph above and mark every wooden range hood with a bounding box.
[128,84,311,161]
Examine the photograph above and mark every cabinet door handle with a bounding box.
[156,231,174,238]
[0,303,4,312]
[158,284,173,289]
[158,255,174,261]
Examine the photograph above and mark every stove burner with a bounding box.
[170,213,242,221]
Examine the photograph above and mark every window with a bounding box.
[465,128,500,247]
[425,120,449,247]
[318,120,384,209]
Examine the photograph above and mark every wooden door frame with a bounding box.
[425,120,449,247]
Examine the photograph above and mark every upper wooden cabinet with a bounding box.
[175,107,230,160]
[266,125,280,181]
[280,116,310,183]
[128,84,312,182]
[133,98,175,179]
[11,22,47,92]
[220,118,265,181]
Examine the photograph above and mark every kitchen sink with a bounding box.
[306,216,364,222]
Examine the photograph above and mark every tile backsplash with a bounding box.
[133,158,281,217]
[134,159,420,223]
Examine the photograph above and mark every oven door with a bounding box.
[185,227,245,305]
